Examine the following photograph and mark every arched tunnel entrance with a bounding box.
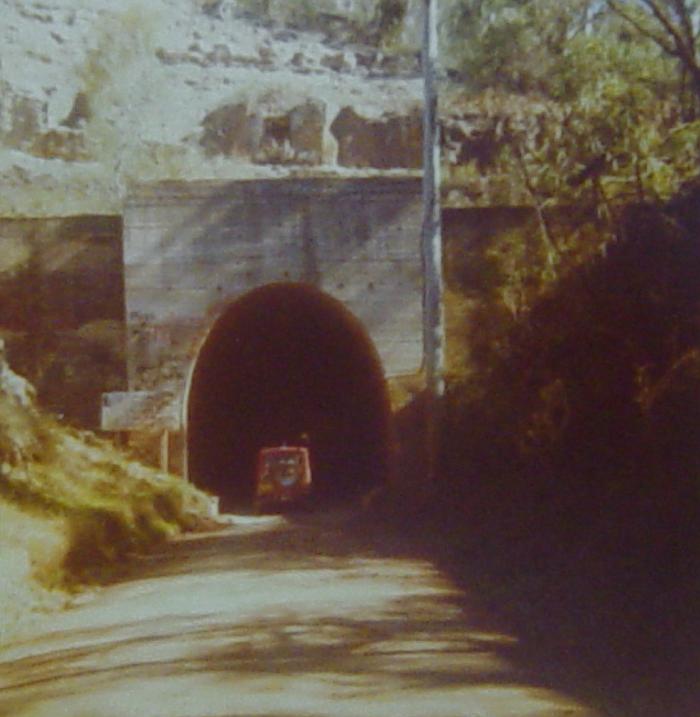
[186,283,394,510]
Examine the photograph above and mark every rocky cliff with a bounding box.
[0,0,426,217]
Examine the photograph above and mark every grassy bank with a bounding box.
[0,378,215,645]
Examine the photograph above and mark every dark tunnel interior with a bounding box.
[186,283,394,509]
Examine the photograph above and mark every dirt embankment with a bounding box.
[0,356,215,644]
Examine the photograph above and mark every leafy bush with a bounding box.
[444,180,700,534]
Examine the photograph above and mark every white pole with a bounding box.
[422,0,445,485]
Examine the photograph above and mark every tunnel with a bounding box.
[186,283,394,510]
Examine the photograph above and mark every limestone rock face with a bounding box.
[30,130,90,162]
[0,0,424,217]
[200,99,326,165]
[0,340,36,410]
[200,103,259,158]
[284,100,326,164]
[0,82,48,152]
[330,106,422,169]
[0,0,539,212]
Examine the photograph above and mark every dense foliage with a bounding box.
[440,6,700,711]
[442,178,700,717]
[443,0,700,218]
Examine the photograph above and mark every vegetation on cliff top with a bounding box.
[443,0,700,216]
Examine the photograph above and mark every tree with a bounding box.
[606,0,700,111]
[443,0,608,99]
[443,0,700,211]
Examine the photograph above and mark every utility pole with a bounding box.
[421,0,445,487]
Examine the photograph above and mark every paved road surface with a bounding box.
[0,510,601,717]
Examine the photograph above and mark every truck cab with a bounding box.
[254,445,312,512]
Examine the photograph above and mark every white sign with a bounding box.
[101,391,181,431]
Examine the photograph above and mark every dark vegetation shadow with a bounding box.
[0,600,525,714]
[436,178,700,717]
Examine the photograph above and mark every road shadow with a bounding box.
[412,490,700,717]
[4,499,690,716]
[0,507,584,717]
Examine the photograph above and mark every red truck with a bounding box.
[254,445,313,512]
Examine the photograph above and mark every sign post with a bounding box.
[101,391,181,473]
[160,430,170,473]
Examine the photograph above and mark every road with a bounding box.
[0,509,601,717]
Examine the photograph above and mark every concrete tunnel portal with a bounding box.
[186,283,394,509]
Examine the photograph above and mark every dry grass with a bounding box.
[0,384,215,645]
[0,500,69,643]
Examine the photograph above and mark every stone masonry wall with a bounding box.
[0,216,126,427]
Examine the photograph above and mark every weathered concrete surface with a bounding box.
[121,176,424,413]
[0,511,602,717]
[0,215,126,426]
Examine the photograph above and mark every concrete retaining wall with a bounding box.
[122,177,425,412]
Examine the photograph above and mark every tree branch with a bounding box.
[606,0,677,54]
[511,143,560,268]
[608,0,700,98]
[639,0,691,51]
[668,0,697,47]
